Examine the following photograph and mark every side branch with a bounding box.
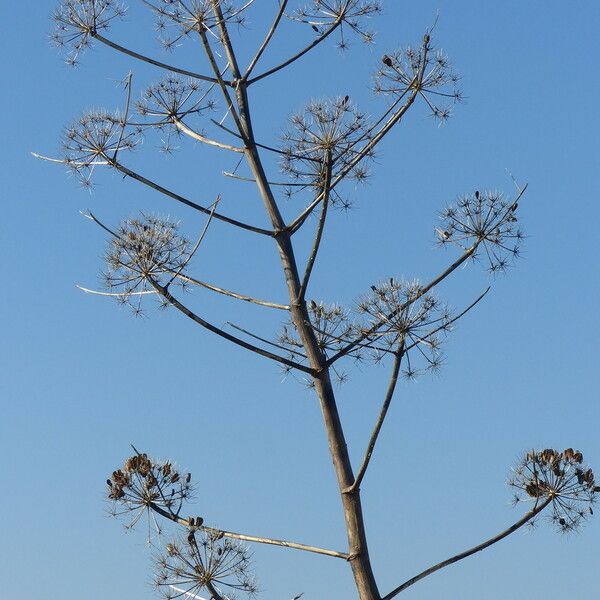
[111,160,273,236]
[93,32,223,84]
[247,18,344,85]
[382,497,553,599]
[244,0,289,78]
[174,118,244,153]
[326,243,479,364]
[298,155,332,301]
[170,271,289,310]
[149,278,314,374]
[344,349,403,495]
[148,502,349,560]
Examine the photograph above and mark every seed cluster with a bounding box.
[155,531,257,599]
[292,1,382,49]
[52,0,126,66]
[509,448,599,533]
[145,0,249,51]
[281,97,372,209]
[438,190,524,273]
[375,38,461,122]
[62,110,141,185]
[103,215,191,313]
[108,452,193,531]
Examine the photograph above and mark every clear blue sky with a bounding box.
[2,2,599,599]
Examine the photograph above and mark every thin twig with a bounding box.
[110,159,273,236]
[247,18,344,85]
[244,0,289,78]
[169,272,289,310]
[382,497,553,599]
[174,118,244,153]
[344,348,403,495]
[226,321,306,359]
[298,154,332,300]
[148,502,349,559]
[93,32,224,85]
[148,278,314,374]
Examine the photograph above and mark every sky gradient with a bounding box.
[2,2,599,599]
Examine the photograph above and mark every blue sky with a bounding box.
[1,2,599,599]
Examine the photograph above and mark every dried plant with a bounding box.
[437,189,524,273]
[108,452,193,533]
[509,448,599,533]
[292,1,382,48]
[375,41,461,121]
[52,0,127,65]
[357,279,450,377]
[155,533,257,600]
[38,2,596,600]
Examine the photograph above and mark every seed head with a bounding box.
[509,448,598,533]
[437,189,525,273]
[375,39,461,123]
[103,214,191,313]
[108,451,193,535]
[155,531,257,599]
[292,1,381,49]
[52,0,126,66]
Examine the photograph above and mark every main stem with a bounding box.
[243,115,380,600]
[208,23,379,600]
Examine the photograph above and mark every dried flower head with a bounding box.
[293,1,382,49]
[281,301,354,357]
[143,0,250,50]
[155,532,257,599]
[437,189,525,273]
[375,38,461,122]
[281,97,372,208]
[136,76,215,126]
[103,214,191,314]
[62,110,141,185]
[108,452,193,533]
[52,0,126,65]
[509,448,599,533]
[357,279,451,377]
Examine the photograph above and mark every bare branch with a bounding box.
[244,0,289,78]
[93,32,224,85]
[110,159,274,236]
[298,153,332,300]
[174,118,245,153]
[382,497,553,599]
[344,348,403,495]
[247,19,344,85]
[226,321,307,359]
[148,278,314,374]
[169,272,290,310]
[148,501,349,560]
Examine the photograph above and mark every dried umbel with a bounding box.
[155,532,257,599]
[509,448,599,533]
[437,190,524,273]
[62,110,141,185]
[357,279,451,377]
[136,76,215,126]
[103,215,191,312]
[375,40,461,121]
[281,97,372,208]
[281,301,354,357]
[52,0,126,65]
[108,453,193,530]
[143,0,250,49]
[293,1,382,48]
